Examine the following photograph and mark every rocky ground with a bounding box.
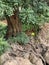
[1,21,49,65]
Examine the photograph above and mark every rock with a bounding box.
[15,57,33,65]
[1,52,11,64]
[38,23,49,46]
[4,60,17,65]
[3,57,33,65]
[29,53,44,65]
[35,59,43,65]
[23,52,30,59]
[44,49,49,64]
[10,44,24,52]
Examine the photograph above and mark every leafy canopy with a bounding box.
[0,0,49,32]
[0,0,49,22]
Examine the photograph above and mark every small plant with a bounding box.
[8,32,30,45]
[16,32,30,45]
[0,22,7,38]
[0,38,9,55]
[0,37,10,65]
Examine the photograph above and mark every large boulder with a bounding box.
[3,57,33,65]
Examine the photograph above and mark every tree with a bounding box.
[0,0,49,39]
[0,0,22,38]
[4,5,22,38]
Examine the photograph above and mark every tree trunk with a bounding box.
[4,8,22,39]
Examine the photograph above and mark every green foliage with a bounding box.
[19,1,49,23]
[0,38,9,56]
[19,0,49,34]
[0,23,7,38]
[16,32,30,45]
[0,0,49,35]
[22,24,33,31]
[0,23,10,56]
[8,32,30,45]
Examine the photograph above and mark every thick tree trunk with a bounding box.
[4,8,22,39]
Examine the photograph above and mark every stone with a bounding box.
[29,53,44,65]
[3,57,33,65]
[44,49,49,64]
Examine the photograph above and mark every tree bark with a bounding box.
[4,8,22,39]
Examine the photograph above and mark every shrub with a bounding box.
[8,32,30,45]
[0,38,9,56]
[16,32,30,45]
[0,22,7,38]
